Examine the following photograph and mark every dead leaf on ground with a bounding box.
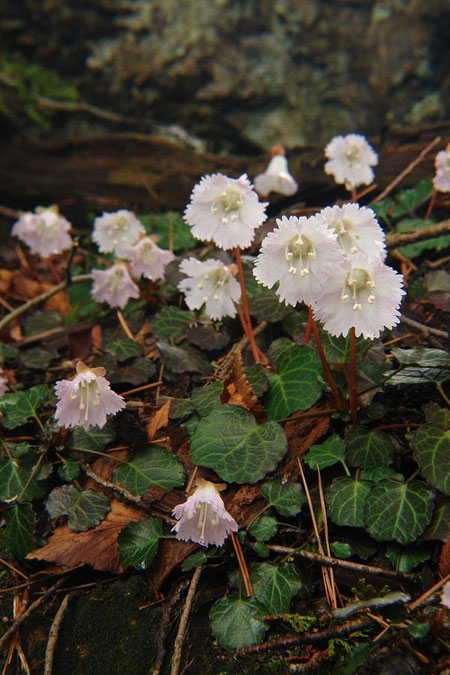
[220,351,267,422]
[27,499,143,574]
[147,399,171,441]
[0,269,12,294]
[91,324,102,350]
[439,536,450,577]
[281,405,331,478]
[10,272,70,315]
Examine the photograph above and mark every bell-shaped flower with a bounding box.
[11,206,72,258]
[316,203,386,258]
[91,264,140,309]
[184,173,268,250]
[172,478,238,547]
[0,370,8,397]
[254,150,298,197]
[93,209,145,258]
[178,257,241,320]
[433,145,450,193]
[324,134,378,189]
[253,215,341,306]
[54,361,125,430]
[125,237,175,280]
[313,253,405,339]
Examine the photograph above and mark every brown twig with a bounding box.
[231,531,253,597]
[170,565,202,675]
[0,557,28,580]
[116,309,135,341]
[385,219,450,248]
[44,593,72,675]
[121,381,163,397]
[400,315,448,339]
[409,573,450,611]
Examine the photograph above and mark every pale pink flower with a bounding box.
[324,134,378,189]
[172,478,238,547]
[93,209,145,258]
[125,237,175,280]
[313,253,405,339]
[433,146,450,193]
[178,257,241,320]
[0,370,8,397]
[91,264,140,309]
[11,206,72,257]
[254,154,298,197]
[441,581,450,609]
[316,203,386,258]
[253,215,341,306]
[54,361,125,430]
[184,173,268,250]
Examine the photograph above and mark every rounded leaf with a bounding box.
[250,562,304,614]
[113,446,185,496]
[327,477,372,528]
[411,422,450,495]
[118,518,163,569]
[210,597,267,650]
[345,426,393,469]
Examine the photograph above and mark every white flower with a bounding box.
[172,478,238,547]
[178,257,241,320]
[254,153,298,197]
[253,215,341,306]
[91,264,140,309]
[54,361,125,430]
[313,253,405,339]
[184,173,268,250]
[324,134,378,189]
[0,370,8,397]
[433,146,450,193]
[11,206,72,257]
[441,581,450,609]
[93,210,145,258]
[125,237,175,280]
[316,203,386,258]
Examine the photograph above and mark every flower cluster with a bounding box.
[433,144,450,193]
[324,134,378,190]
[178,258,241,320]
[12,206,72,258]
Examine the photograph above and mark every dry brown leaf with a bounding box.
[26,499,143,574]
[281,406,331,478]
[91,324,102,350]
[439,536,450,577]
[149,539,198,591]
[147,400,171,441]
[0,269,12,294]
[220,351,267,422]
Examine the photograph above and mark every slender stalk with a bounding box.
[303,308,313,344]
[351,186,357,202]
[425,189,438,220]
[230,531,253,597]
[349,327,359,425]
[309,309,343,409]
[233,247,261,364]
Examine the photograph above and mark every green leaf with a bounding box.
[21,346,58,370]
[209,597,268,650]
[46,486,110,531]
[392,347,450,368]
[248,291,292,322]
[70,419,117,451]
[385,544,432,572]
[58,460,80,482]
[245,365,269,397]
[0,343,19,362]
[190,404,287,484]
[261,477,306,516]
[267,337,296,368]
[408,620,429,640]
[360,467,403,483]
[152,306,195,341]
[327,477,372,528]
[1,504,35,557]
[96,354,157,386]
[392,180,433,218]
[139,211,196,251]
[304,435,346,470]
[331,542,352,559]
[157,341,213,376]
[113,446,185,496]
[182,551,208,571]
[411,413,450,495]
[265,346,323,420]
[345,426,393,469]
[365,479,434,544]
[395,217,450,259]
[104,339,144,362]
[421,501,450,542]
[118,518,163,569]
[320,330,371,364]
[0,447,45,501]
[252,542,270,558]
[250,562,304,614]
[190,381,223,417]
[248,516,278,542]
[23,310,62,335]
[0,385,51,429]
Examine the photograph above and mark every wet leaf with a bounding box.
[248,515,278,542]
[304,435,346,470]
[327,477,372,528]
[46,485,110,531]
[70,419,117,452]
[190,404,287,484]
[1,503,35,557]
[0,384,51,429]
[118,517,163,569]
[345,426,394,469]
[209,597,268,650]
[152,306,195,341]
[261,477,305,516]
[190,381,223,417]
[411,409,450,495]
[250,562,304,614]
[113,445,185,496]
[104,338,144,362]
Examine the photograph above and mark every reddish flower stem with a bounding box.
[309,308,343,410]
[425,189,437,220]
[303,308,313,344]
[351,186,357,203]
[234,247,261,364]
[349,327,359,425]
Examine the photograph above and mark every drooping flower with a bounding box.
[313,253,405,339]
[324,134,378,189]
[253,215,341,306]
[54,361,125,430]
[11,206,72,257]
[172,478,238,547]
[125,237,175,280]
[91,264,140,309]
[0,370,8,397]
[93,209,145,258]
[433,145,450,193]
[184,173,268,250]
[254,147,298,197]
[178,257,241,320]
[315,203,386,258]
[441,581,450,609]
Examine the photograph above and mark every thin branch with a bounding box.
[385,219,450,248]
[44,593,72,675]
[409,573,450,611]
[170,565,202,675]
[400,315,448,339]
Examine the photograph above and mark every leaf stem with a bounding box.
[233,247,261,364]
[309,308,344,410]
[349,327,359,425]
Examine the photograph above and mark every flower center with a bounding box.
[344,144,362,168]
[36,216,59,240]
[284,234,316,276]
[70,376,101,421]
[139,241,157,264]
[211,189,244,224]
[198,267,229,302]
[108,215,130,244]
[108,268,126,292]
[341,267,376,311]
[196,501,216,541]
[328,218,361,255]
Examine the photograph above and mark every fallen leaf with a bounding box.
[220,351,267,422]
[147,400,171,441]
[91,324,102,350]
[0,269,12,294]
[27,499,143,574]
[439,536,450,577]
[282,405,331,478]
